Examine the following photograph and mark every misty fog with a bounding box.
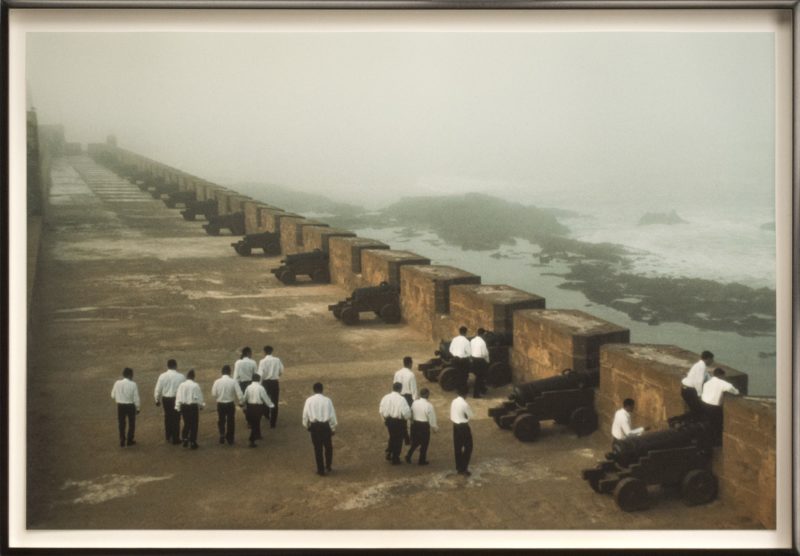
[26,31,774,211]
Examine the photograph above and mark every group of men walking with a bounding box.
[447,326,490,398]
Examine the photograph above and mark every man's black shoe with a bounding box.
[127,440,136,446]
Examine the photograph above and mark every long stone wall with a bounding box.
[85,139,776,528]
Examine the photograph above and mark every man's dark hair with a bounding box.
[123,367,133,379]
[393,382,402,392]
[420,388,430,399]
[459,326,468,335]
[457,385,469,397]
[264,345,274,355]
[701,350,715,361]
[253,374,261,383]
[187,369,195,380]
[713,367,726,378]
[242,347,252,357]
[221,365,231,375]
[167,359,177,369]
[476,328,485,336]
[403,356,413,368]
[623,398,635,410]
[313,382,324,393]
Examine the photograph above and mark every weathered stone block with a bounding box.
[259,208,295,234]
[278,217,328,255]
[226,195,251,214]
[399,265,481,340]
[361,249,430,288]
[511,309,629,385]
[449,284,545,337]
[302,226,356,253]
[328,237,390,291]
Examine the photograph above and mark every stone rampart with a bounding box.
[82,141,775,529]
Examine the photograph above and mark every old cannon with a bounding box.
[163,191,196,209]
[270,250,330,285]
[488,369,599,441]
[148,182,179,200]
[417,331,513,392]
[581,418,716,512]
[203,211,245,236]
[181,199,218,221]
[327,282,401,325]
[231,232,281,256]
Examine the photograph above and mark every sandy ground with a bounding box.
[25,155,760,532]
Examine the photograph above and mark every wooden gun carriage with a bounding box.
[181,199,218,221]
[417,332,513,392]
[270,250,330,285]
[203,211,245,236]
[488,369,599,442]
[231,232,281,256]
[327,282,401,325]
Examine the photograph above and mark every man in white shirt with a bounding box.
[393,356,418,408]
[175,369,205,449]
[681,350,714,416]
[470,328,490,399]
[111,367,141,447]
[379,382,411,465]
[450,385,475,476]
[233,346,257,394]
[154,358,185,445]
[211,364,243,445]
[700,367,740,446]
[611,398,644,442]
[302,382,338,476]
[405,388,438,465]
[449,326,471,359]
[258,345,284,429]
[242,374,275,448]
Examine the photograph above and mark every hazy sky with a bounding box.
[26,32,774,209]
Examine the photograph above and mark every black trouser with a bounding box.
[238,381,252,396]
[263,380,280,428]
[161,396,180,443]
[702,402,724,446]
[401,394,413,443]
[471,358,488,397]
[245,404,263,443]
[217,402,235,444]
[117,403,136,444]
[385,417,406,463]
[453,423,473,473]
[180,404,199,445]
[309,421,333,473]
[681,387,703,417]
[406,421,431,463]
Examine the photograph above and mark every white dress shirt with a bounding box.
[470,336,490,361]
[450,396,474,424]
[449,335,471,358]
[681,360,709,394]
[700,376,740,406]
[175,379,205,411]
[410,398,438,431]
[111,378,141,409]
[211,374,244,404]
[302,393,338,431]
[611,408,644,440]
[242,382,275,407]
[258,355,284,381]
[154,369,185,403]
[393,367,418,399]
[379,392,411,420]
[233,357,257,382]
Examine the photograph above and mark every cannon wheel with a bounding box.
[588,476,603,493]
[341,307,359,325]
[493,413,513,430]
[614,478,649,512]
[680,469,718,506]
[181,211,196,221]
[332,305,343,319]
[569,406,598,437]
[279,269,296,285]
[486,362,511,387]
[379,303,401,324]
[205,223,221,236]
[512,414,541,442]
[165,200,176,209]
[234,244,252,256]
[438,367,463,391]
[311,269,330,283]
[422,368,438,383]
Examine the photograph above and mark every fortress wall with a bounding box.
[399,265,481,339]
[302,226,356,254]
[510,309,630,384]
[85,142,774,528]
[717,397,776,529]
[328,237,390,291]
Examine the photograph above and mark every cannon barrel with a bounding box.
[611,422,711,467]
[510,369,599,405]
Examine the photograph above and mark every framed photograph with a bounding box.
[4,1,797,552]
